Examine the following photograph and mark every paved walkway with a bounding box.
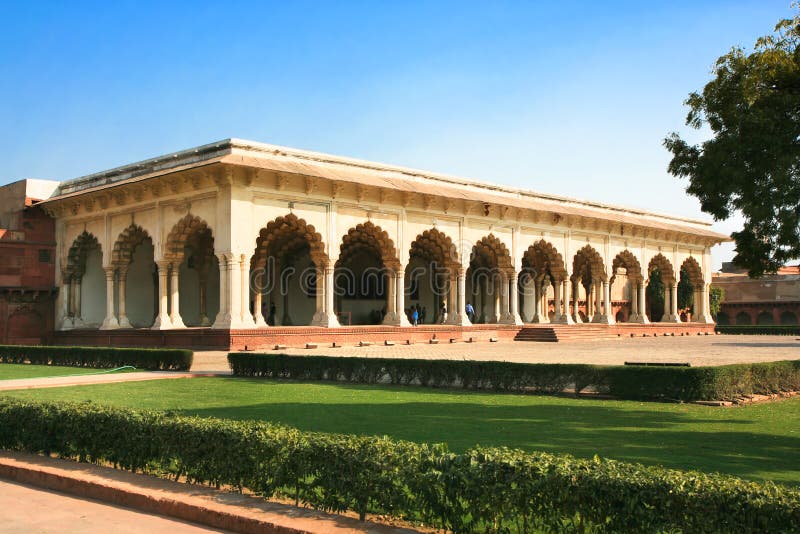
[0,479,224,533]
[0,452,417,533]
[0,371,204,391]
[192,334,800,371]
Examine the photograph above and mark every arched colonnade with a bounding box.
[60,214,711,329]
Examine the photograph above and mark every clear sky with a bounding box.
[0,1,792,268]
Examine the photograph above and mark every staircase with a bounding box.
[514,324,621,342]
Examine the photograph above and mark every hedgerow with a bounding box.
[228,353,800,401]
[0,345,192,371]
[0,398,797,532]
[716,325,800,335]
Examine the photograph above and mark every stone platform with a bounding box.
[54,322,716,350]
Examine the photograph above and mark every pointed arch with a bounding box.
[64,231,101,280]
[408,228,460,271]
[470,234,513,275]
[334,221,399,326]
[337,221,400,271]
[681,256,704,286]
[164,214,215,264]
[571,245,607,283]
[521,239,567,282]
[648,253,676,283]
[112,224,153,267]
[253,213,328,268]
[611,249,642,283]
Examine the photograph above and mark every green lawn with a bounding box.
[0,363,112,380]
[3,377,799,485]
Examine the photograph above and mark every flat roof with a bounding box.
[44,138,729,241]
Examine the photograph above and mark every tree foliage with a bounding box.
[709,286,725,318]
[664,12,800,276]
[645,268,665,320]
[677,268,694,310]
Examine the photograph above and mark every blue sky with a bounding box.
[0,1,792,267]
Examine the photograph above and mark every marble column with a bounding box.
[211,254,229,328]
[117,268,131,328]
[592,282,602,322]
[100,268,119,330]
[169,263,186,328]
[586,284,593,318]
[507,272,522,325]
[662,282,680,323]
[382,270,398,325]
[629,284,639,322]
[572,280,583,324]
[492,276,502,324]
[671,282,679,322]
[600,280,614,324]
[498,273,509,323]
[530,279,541,323]
[553,279,562,321]
[558,278,575,324]
[73,277,84,327]
[239,256,256,328]
[152,261,171,329]
[638,280,650,324]
[253,269,267,327]
[199,269,211,327]
[394,270,410,326]
[536,279,551,323]
[60,276,73,329]
[697,283,714,323]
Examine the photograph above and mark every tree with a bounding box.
[646,268,665,321]
[709,286,725,318]
[664,12,800,277]
[677,268,694,311]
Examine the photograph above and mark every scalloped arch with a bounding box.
[572,244,607,283]
[409,228,460,271]
[469,234,513,276]
[680,256,703,285]
[337,221,400,270]
[64,231,101,280]
[164,214,214,263]
[253,213,328,268]
[521,239,567,282]
[112,224,152,266]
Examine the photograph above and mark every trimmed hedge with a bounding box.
[229,353,800,401]
[0,345,192,371]
[716,325,800,336]
[0,398,797,533]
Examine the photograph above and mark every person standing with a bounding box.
[466,302,475,323]
[439,302,447,324]
[412,306,419,326]
[420,305,427,324]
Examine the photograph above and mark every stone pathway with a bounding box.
[0,371,206,392]
[0,452,417,533]
[192,334,800,371]
[0,479,224,533]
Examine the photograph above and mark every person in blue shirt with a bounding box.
[412,306,419,326]
[465,302,475,323]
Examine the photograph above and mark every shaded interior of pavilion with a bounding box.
[61,214,711,330]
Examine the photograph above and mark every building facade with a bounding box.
[36,139,727,339]
[713,263,800,325]
[0,179,60,344]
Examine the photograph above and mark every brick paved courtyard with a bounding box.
[191,335,800,372]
